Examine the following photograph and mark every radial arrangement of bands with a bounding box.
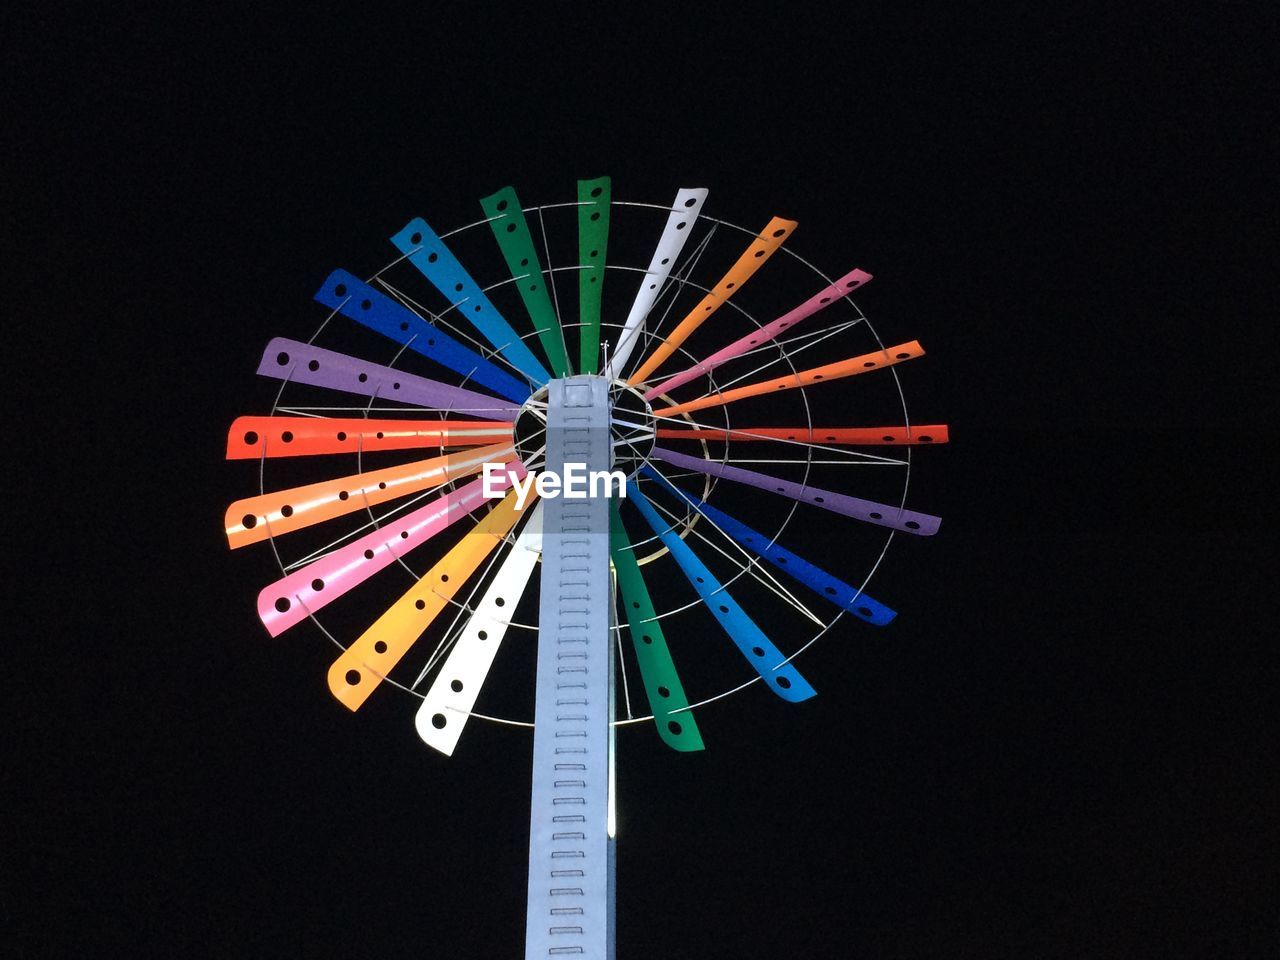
[224,180,947,754]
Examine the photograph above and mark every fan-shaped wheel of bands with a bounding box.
[225,182,946,959]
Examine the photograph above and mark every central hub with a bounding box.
[514,377,656,477]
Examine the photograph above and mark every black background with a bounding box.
[9,6,1272,958]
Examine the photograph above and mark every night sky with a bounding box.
[10,7,1271,958]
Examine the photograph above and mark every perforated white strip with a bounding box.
[414,503,545,756]
[525,376,615,960]
[603,187,708,379]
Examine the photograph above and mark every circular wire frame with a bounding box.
[255,197,915,727]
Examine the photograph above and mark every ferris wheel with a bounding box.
[224,179,946,958]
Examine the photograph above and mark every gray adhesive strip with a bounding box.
[525,376,615,960]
